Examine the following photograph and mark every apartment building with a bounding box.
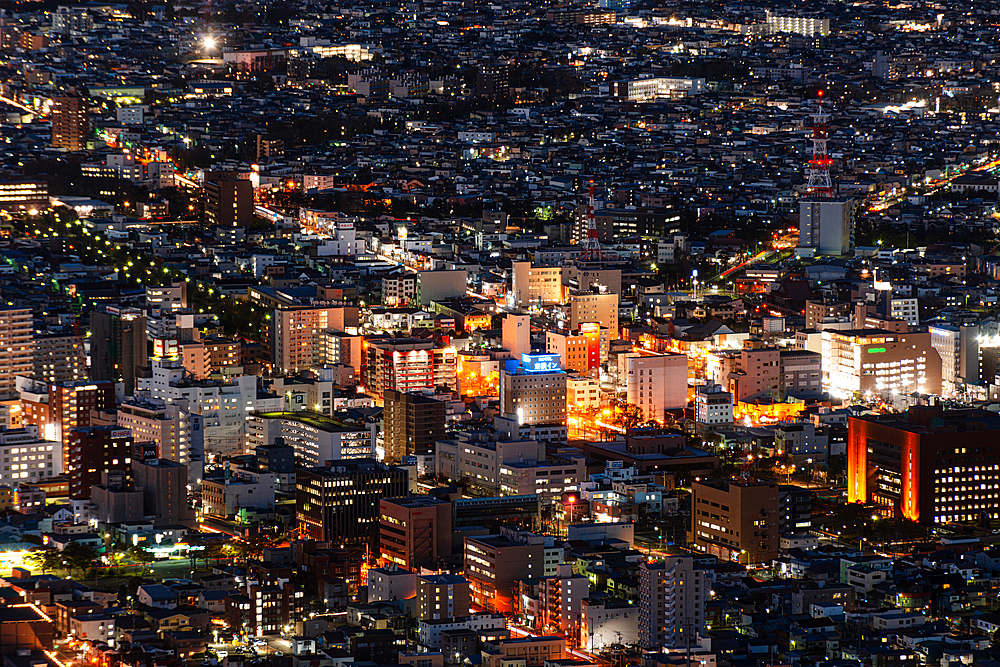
[379,496,453,570]
[689,479,779,565]
[0,307,32,398]
[625,353,688,422]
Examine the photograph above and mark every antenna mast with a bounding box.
[806,91,835,199]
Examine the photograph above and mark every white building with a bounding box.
[137,357,282,456]
[639,557,709,649]
[202,467,275,516]
[766,12,831,37]
[695,384,733,426]
[117,399,191,465]
[610,77,707,101]
[890,297,919,326]
[247,412,376,465]
[625,353,688,422]
[799,199,853,256]
[0,425,62,486]
[582,600,639,651]
[368,567,418,602]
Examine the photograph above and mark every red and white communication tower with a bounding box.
[578,181,604,262]
[806,91,835,199]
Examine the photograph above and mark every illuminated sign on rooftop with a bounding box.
[521,353,563,373]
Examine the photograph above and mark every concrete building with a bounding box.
[117,399,191,465]
[638,557,708,649]
[296,460,408,544]
[379,496,453,570]
[798,198,853,256]
[625,353,688,422]
[0,425,61,487]
[566,374,600,411]
[464,531,546,614]
[91,306,147,395]
[847,406,1000,524]
[499,456,586,502]
[48,381,117,464]
[689,479,779,565]
[67,426,133,499]
[502,313,531,360]
[766,12,831,36]
[418,270,468,306]
[248,411,375,465]
[363,338,458,400]
[512,262,563,307]
[821,329,942,398]
[581,600,639,651]
[695,384,733,427]
[779,349,823,399]
[202,467,274,517]
[383,389,446,464]
[418,573,471,621]
[569,291,619,339]
[368,567,418,602]
[436,433,545,495]
[708,347,780,403]
[546,329,598,373]
[0,307,32,398]
[500,354,567,426]
[51,93,89,151]
[132,458,193,524]
[31,333,86,384]
[204,171,253,227]
[518,562,589,637]
[271,305,359,374]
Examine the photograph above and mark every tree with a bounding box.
[24,547,62,574]
[612,402,644,431]
[62,542,100,579]
[127,545,155,574]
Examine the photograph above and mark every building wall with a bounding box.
[625,354,688,421]
[689,479,779,564]
[638,558,707,649]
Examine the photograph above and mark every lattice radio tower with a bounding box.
[806,90,835,199]
[578,181,605,263]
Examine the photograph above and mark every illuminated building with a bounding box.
[625,353,687,421]
[379,496,452,570]
[362,337,458,400]
[566,373,600,411]
[418,573,471,622]
[67,425,132,499]
[502,313,531,360]
[568,290,619,340]
[272,304,359,374]
[204,171,252,227]
[546,328,599,373]
[512,262,563,307]
[90,306,147,395]
[48,380,116,465]
[689,479,779,565]
[0,181,48,213]
[638,557,708,649]
[0,307,31,399]
[0,425,61,487]
[929,324,979,396]
[116,399,192,465]
[296,460,408,544]
[821,329,941,398]
[695,384,733,427]
[248,411,375,465]
[765,12,831,36]
[383,389,446,464]
[708,347,779,403]
[51,92,89,151]
[31,333,86,384]
[464,531,545,614]
[847,406,1000,523]
[501,354,567,426]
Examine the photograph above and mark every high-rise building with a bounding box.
[465,531,546,614]
[204,171,253,228]
[798,199,853,256]
[502,313,531,360]
[847,406,1000,524]
[31,333,86,384]
[51,93,89,151]
[476,62,509,99]
[382,389,446,464]
[271,305,359,374]
[707,346,780,403]
[417,574,471,621]
[379,496,453,570]
[131,458,193,524]
[638,557,708,649]
[568,290,619,339]
[116,399,191,465]
[296,460,408,544]
[821,328,942,398]
[689,478,779,565]
[501,354,567,426]
[90,306,147,395]
[625,353,688,422]
[47,381,116,466]
[362,337,458,400]
[67,426,133,499]
[546,329,597,373]
[0,307,32,398]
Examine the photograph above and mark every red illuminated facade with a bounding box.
[848,406,1000,524]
